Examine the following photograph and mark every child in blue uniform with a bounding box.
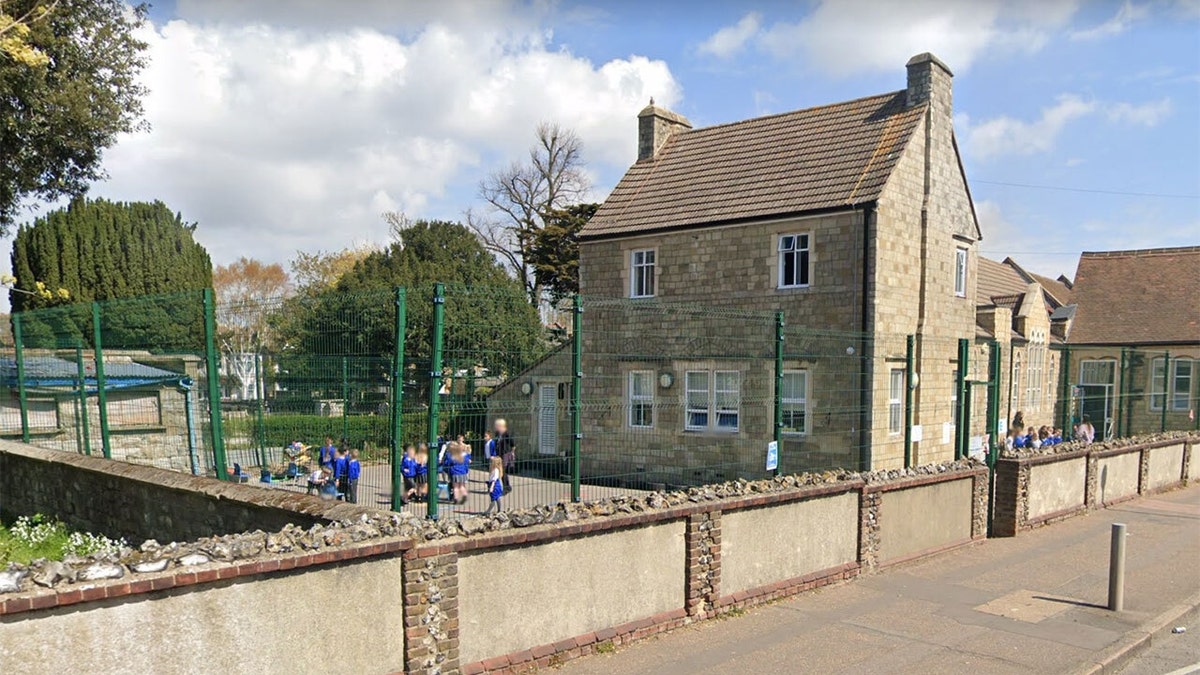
[400,445,417,503]
[448,442,471,504]
[413,444,430,500]
[485,456,504,514]
[346,449,361,504]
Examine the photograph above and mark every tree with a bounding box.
[468,122,589,306]
[0,0,148,230]
[527,202,599,302]
[274,218,543,401]
[213,258,291,400]
[10,197,213,349]
[289,244,376,297]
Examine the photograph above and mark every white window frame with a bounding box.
[888,368,904,435]
[1026,335,1045,411]
[950,368,959,428]
[954,246,968,298]
[627,370,654,429]
[777,233,811,289]
[1172,359,1193,412]
[1152,357,1195,412]
[683,369,740,433]
[629,248,656,298]
[684,371,710,431]
[781,370,808,436]
[714,370,741,432]
[1079,359,1115,386]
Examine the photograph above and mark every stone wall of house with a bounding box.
[0,439,377,543]
[485,345,573,465]
[1060,345,1200,439]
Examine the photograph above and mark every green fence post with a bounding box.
[341,355,350,446]
[956,338,970,460]
[1058,346,1071,435]
[75,343,91,456]
[390,287,407,512]
[903,334,914,469]
[773,311,785,476]
[203,289,228,479]
[986,340,1001,466]
[12,314,30,443]
[426,283,445,520]
[1117,348,1127,438]
[1161,350,1170,433]
[91,302,112,459]
[571,294,584,501]
[255,351,269,480]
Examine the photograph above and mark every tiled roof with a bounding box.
[0,356,182,387]
[1068,246,1200,345]
[581,91,925,239]
[976,257,1030,305]
[1029,271,1072,306]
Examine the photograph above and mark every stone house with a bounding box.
[0,352,205,473]
[974,256,1073,441]
[576,53,981,477]
[1061,247,1200,438]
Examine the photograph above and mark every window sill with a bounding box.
[684,428,740,435]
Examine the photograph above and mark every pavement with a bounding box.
[558,485,1200,675]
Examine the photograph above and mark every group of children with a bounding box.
[1007,425,1065,450]
[1003,411,1097,451]
[303,437,362,503]
[399,434,506,513]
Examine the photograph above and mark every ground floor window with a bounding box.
[888,368,904,435]
[781,370,808,435]
[627,370,654,428]
[684,369,740,432]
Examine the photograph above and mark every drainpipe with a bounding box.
[858,203,875,471]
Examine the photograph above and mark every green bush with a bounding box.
[223,412,429,453]
[0,515,125,565]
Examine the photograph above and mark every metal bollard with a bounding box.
[1108,523,1127,611]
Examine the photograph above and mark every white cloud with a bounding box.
[1070,1,1149,40]
[697,12,761,59]
[1106,97,1173,126]
[758,0,1081,76]
[961,94,1096,159]
[82,7,680,267]
[975,200,1079,279]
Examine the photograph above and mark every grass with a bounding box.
[0,515,125,565]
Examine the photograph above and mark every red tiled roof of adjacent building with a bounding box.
[1067,246,1200,346]
[580,91,926,239]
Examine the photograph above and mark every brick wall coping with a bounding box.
[999,435,1196,467]
[862,466,987,493]
[0,536,413,618]
[0,439,380,523]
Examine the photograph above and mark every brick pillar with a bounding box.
[1137,449,1150,495]
[858,489,881,568]
[404,551,459,675]
[991,459,1026,537]
[1084,453,1098,510]
[685,511,721,619]
[970,472,988,539]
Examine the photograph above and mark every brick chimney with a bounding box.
[637,99,691,161]
[905,52,953,115]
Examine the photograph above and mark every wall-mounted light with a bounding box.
[520,382,533,396]
[659,372,674,389]
[910,372,921,390]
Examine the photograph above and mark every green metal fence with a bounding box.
[3,285,1197,520]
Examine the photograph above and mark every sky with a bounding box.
[6,0,1199,293]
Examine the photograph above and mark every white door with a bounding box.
[538,384,558,455]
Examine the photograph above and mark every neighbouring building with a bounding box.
[973,256,1073,440]
[575,53,982,477]
[1060,247,1200,438]
[0,352,206,473]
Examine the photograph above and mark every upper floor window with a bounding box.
[778,234,810,288]
[1151,357,1194,412]
[954,246,968,297]
[630,249,656,298]
[781,370,808,435]
[1026,332,1045,411]
[684,369,740,432]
